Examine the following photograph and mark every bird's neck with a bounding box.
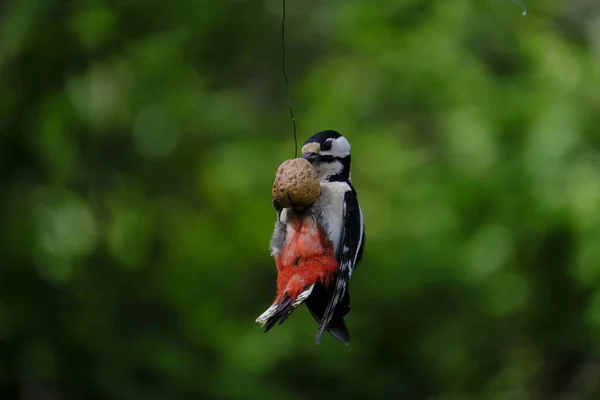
[323,171,351,183]
[318,156,351,182]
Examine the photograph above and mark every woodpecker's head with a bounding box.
[301,130,352,181]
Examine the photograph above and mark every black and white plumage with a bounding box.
[257,130,365,344]
[303,130,365,344]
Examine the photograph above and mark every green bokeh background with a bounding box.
[2,0,600,399]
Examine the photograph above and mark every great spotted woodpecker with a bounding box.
[256,130,365,344]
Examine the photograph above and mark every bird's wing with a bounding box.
[315,189,364,344]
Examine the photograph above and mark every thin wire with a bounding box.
[512,0,528,15]
[282,0,298,158]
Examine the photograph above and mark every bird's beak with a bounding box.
[301,152,320,165]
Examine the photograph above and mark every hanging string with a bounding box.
[512,0,528,15]
[282,0,298,158]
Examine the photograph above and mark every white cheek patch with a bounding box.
[320,136,351,158]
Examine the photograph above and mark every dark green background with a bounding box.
[1,0,600,399]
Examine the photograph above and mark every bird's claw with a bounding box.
[290,201,308,210]
[273,197,308,212]
[273,196,286,212]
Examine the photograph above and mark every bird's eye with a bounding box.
[322,140,333,151]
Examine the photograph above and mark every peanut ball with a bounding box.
[272,158,320,208]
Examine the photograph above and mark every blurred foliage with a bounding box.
[1,0,600,399]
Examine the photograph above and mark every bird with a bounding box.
[256,130,365,344]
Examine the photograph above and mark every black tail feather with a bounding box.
[324,316,350,344]
[305,283,351,344]
[314,270,350,344]
[258,283,352,344]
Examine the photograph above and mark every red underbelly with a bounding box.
[275,216,338,302]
